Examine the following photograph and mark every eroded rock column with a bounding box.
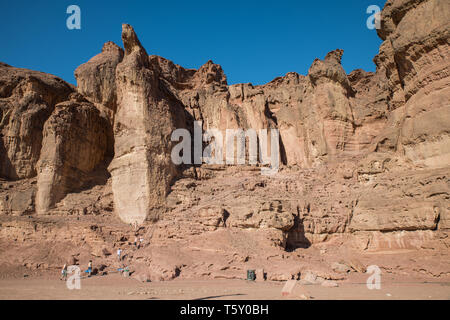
[36,98,109,214]
[109,24,179,224]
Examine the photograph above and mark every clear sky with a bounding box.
[1,0,386,86]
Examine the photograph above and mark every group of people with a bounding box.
[134,236,144,249]
[60,231,146,281]
[59,260,92,281]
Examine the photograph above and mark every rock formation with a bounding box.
[35,94,110,214]
[377,0,450,168]
[0,0,449,282]
[74,41,123,119]
[0,64,73,180]
[108,24,185,224]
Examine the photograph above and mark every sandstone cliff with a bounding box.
[0,64,73,180]
[0,0,449,281]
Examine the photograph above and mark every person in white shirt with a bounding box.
[60,264,67,281]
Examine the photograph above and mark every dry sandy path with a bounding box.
[0,274,449,300]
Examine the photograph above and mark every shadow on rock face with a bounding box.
[285,214,311,251]
[0,136,17,181]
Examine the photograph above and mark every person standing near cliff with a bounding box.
[86,260,93,277]
[117,248,122,261]
[60,264,67,281]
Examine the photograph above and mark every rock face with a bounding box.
[108,24,185,224]
[377,0,450,168]
[0,64,73,180]
[74,41,124,118]
[35,95,109,214]
[0,186,35,216]
[0,0,449,282]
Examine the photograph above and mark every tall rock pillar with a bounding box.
[109,24,179,224]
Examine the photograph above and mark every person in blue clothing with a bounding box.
[85,260,92,277]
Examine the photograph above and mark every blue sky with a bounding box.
[1,0,386,86]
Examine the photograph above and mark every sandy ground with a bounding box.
[0,273,449,300]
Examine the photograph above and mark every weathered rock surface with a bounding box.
[0,64,73,180]
[74,41,124,118]
[108,24,185,224]
[377,0,450,168]
[0,180,35,216]
[0,0,449,283]
[35,95,109,214]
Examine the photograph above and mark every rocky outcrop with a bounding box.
[35,95,109,214]
[376,0,450,168]
[108,24,185,224]
[0,0,449,283]
[74,41,124,118]
[0,183,35,216]
[0,64,73,180]
[156,48,385,169]
[276,49,357,166]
